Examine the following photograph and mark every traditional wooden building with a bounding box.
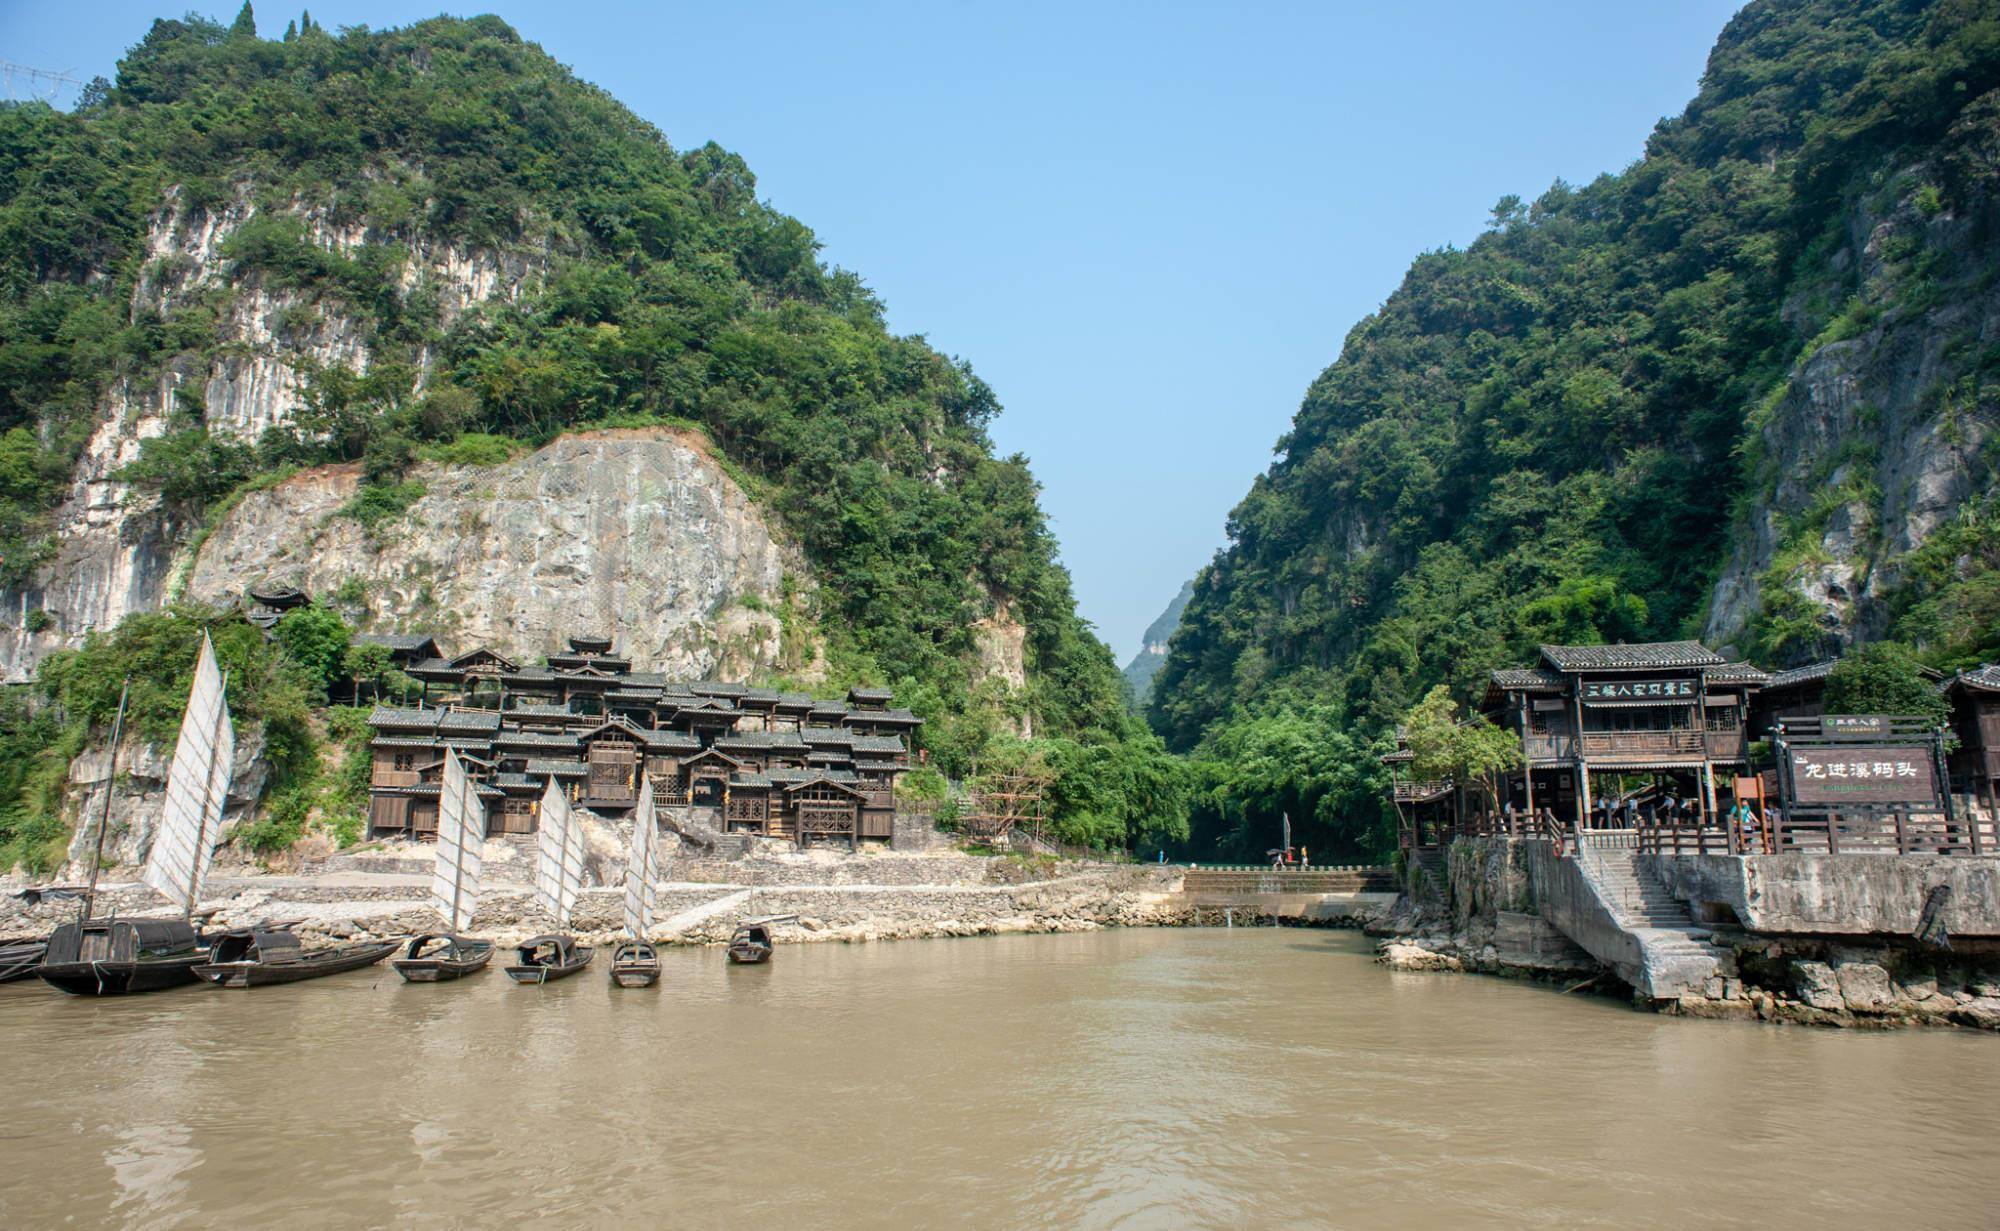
[1484,642,1768,825]
[1945,664,2000,817]
[366,639,918,848]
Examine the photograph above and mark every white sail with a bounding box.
[143,631,234,915]
[535,779,587,930]
[429,747,484,933]
[624,776,659,938]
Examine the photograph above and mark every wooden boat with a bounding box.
[608,940,660,987]
[504,934,594,984]
[36,917,207,996]
[727,914,796,965]
[0,936,48,982]
[611,776,662,988]
[192,928,398,988]
[393,932,494,981]
[396,749,490,986]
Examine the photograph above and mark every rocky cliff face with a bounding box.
[1122,579,1193,707]
[1705,108,2000,659]
[0,192,540,680]
[185,427,815,677]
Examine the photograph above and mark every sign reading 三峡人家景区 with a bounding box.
[1579,678,1696,701]
[1788,746,1940,807]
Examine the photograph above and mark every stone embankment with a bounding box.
[1376,835,2000,1031]
[0,844,1196,951]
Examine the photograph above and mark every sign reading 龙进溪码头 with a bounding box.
[1787,746,1940,807]
[1579,678,1696,702]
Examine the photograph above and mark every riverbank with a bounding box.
[1374,837,2000,1031]
[0,843,1203,949]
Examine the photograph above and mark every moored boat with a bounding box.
[36,917,207,996]
[392,932,495,982]
[611,775,663,988]
[727,915,795,965]
[608,939,660,987]
[192,928,398,988]
[0,936,48,983]
[504,934,594,984]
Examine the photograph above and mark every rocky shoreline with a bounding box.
[1370,846,2000,1032]
[1,845,1199,953]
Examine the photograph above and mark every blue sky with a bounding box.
[3,1,1744,661]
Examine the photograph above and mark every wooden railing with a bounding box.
[1635,816,1734,856]
[1523,734,1576,762]
[1578,730,1704,757]
[1774,812,1994,857]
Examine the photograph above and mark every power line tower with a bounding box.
[0,61,87,104]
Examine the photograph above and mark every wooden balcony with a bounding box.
[372,769,421,788]
[1523,734,1576,762]
[1578,729,1704,760]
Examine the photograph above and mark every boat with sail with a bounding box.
[506,780,594,984]
[610,775,662,987]
[38,635,232,997]
[392,747,490,984]
[192,928,399,988]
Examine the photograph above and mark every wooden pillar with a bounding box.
[1701,762,1716,823]
[1577,761,1592,831]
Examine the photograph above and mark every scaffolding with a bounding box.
[962,769,1051,843]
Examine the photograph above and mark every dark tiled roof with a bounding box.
[494,773,537,790]
[842,708,921,725]
[801,726,855,745]
[775,692,815,710]
[494,730,580,749]
[1704,662,1772,686]
[715,732,809,751]
[1490,667,1563,691]
[848,686,894,703]
[1768,659,1838,689]
[849,735,907,755]
[690,681,749,698]
[1539,641,1724,672]
[511,704,582,720]
[730,773,774,789]
[524,759,587,778]
[637,730,701,751]
[1952,664,2000,693]
[439,710,502,732]
[370,737,440,750]
[369,706,440,731]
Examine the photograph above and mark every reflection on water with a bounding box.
[3,929,1997,1229]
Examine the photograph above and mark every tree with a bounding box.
[231,3,257,39]
[1824,643,1951,728]
[1402,685,1521,818]
[274,606,351,697]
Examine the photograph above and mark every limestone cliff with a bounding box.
[185,427,815,678]
[1705,103,2000,659]
[1,192,541,680]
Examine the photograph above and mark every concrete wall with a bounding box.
[1643,852,2000,937]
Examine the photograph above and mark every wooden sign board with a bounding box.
[1787,745,1939,808]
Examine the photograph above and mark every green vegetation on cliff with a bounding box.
[1154,0,2000,861]
[0,9,1184,858]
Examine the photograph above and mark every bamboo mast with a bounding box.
[81,677,130,922]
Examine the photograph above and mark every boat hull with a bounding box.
[37,956,203,996]
[0,941,46,983]
[505,950,594,984]
[392,936,494,983]
[193,941,399,988]
[726,944,772,965]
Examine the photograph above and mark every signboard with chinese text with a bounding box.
[1787,745,1940,807]
[1822,714,1891,739]
[1579,677,1696,702]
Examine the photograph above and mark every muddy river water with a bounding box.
[2,928,1995,1228]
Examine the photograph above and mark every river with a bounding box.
[3,928,1995,1229]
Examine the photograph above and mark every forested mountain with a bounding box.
[1152,0,2000,859]
[1121,580,1193,708]
[0,8,1186,867]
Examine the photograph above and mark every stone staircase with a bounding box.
[1574,842,1733,1000]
